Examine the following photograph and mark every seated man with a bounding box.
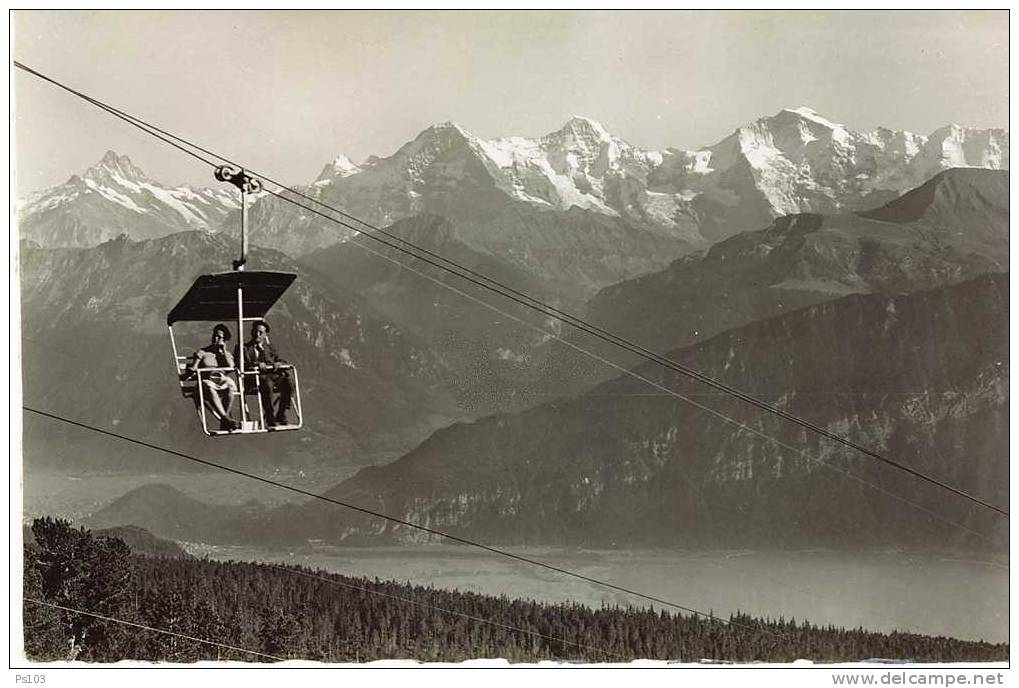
[237,319,294,427]
[183,323,240,432]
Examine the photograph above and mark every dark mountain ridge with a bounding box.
[95,524,191,558]
[860,166,1008,230]
[312,274,1008,551]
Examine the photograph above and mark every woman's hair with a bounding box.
[212,323,232,341]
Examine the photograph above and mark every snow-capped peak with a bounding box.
[331,154,359,172]
[542,116,618,152]
[560,115,612,140]
[20,149,240,247]
[434,120,464,131]
[426,121,471,139]
[400,121,474,154]
[784,106,842,129]
[90,150,148,181]
[320,154,361,180]
[295,109,1007,254]
[314,153,363,184]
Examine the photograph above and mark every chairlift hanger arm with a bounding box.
[214,166,262,271]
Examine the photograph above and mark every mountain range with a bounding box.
[305,273,1011,551]
[90,273,1009,551]
[252,108,1008,261]
[19,112,1007,421]
[20,108,1008,298]
[528,168,1010,402]
[19,107,1009,552]
[24,168,1006,455]
[19,151,238,248]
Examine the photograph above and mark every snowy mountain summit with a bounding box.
[309,108,1008,246]
[19,151,239,248]
[86,149,149,183]
[312,115,671,219]
[683,107,1009,223]
[19,108,1008,254]
[469,115,666,217]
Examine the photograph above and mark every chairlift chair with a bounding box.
[167,271,304,435]
[166,165,303,436]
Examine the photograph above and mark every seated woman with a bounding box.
[183,323,240,431]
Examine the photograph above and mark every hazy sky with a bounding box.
[12,10,1009,195]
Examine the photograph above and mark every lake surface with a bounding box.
[189,543,1008,644]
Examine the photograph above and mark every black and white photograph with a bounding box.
[9,9,1011,675]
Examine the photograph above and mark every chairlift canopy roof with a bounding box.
[167,271,296,325]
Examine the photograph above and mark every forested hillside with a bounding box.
[23,519,1007,663]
